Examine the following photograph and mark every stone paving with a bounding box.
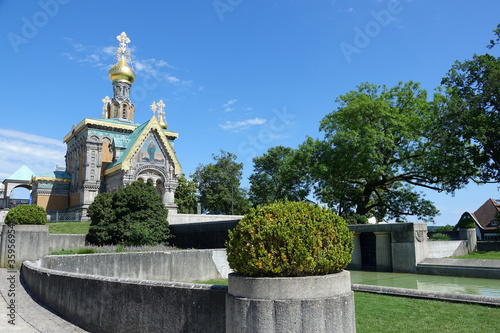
[0,268,87,333]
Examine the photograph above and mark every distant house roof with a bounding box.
[467,198,500,231]
[6,165,35,181]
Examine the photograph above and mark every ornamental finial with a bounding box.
[150,101,157,117]
[157,100,165,114]
[114,31,132,65]
[157,100,167,129]
[101,96,111,118]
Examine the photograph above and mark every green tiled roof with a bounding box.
[87,117,142,127]
[106,121,149,169]
[7,165,35,181]
[36,170,71,179]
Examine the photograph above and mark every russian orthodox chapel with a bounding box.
[29,32,181,218]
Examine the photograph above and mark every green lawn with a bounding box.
[451,251,500,260]
[354,292,500,332]
[47,221,90,234]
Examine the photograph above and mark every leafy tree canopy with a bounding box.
[487,23,500,49]
[442,24,500,183]
[192,150,251,215]
[302,81,474,223]
[249,145,311,206]
[86,181,171,246]
[174,173,199,214]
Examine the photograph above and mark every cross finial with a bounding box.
[157,100,165,114]
[150,101,157,117]
[114,32,132,64]
[101,96,110,118]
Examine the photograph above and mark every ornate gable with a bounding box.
[104,115,181,176]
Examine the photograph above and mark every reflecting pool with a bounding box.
[349,270,500,297]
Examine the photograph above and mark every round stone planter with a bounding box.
[226,270,355,333]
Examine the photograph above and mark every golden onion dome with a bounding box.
[159,117,168,129]
[108,55,135,83]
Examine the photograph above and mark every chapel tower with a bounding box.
[104,32,136,121]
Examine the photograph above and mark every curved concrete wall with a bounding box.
[22,250,230,333]
[38,249,231,282]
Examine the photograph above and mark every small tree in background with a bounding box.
[86,181,172,246]
[192,150,250,215]
[174,173,199,214]
[249,146,311,207]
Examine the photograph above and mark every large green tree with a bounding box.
[249,146,311,206]
[174,173,199,214]
[441,24,500,183]
[192,150,251,215]
[303,81,474,222]
[86,181,171,245]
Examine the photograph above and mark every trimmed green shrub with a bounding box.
[458,217,476,229]
[5,204,47,225]
[226,201,353,277]
[429,233,450,241]
[86,181,172,246]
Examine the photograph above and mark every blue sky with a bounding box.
[1,0,499,225]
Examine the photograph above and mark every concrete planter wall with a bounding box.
[0,224,49,268]
[226,271,356,333]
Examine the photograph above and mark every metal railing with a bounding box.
[47,211,84,222]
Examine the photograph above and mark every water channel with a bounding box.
[349,270,500,297]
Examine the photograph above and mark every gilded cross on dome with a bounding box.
[101,96,110,117]
[114,31,133,64]
[157,100,168,129]
[157,100,165,114]
[150,101,157,117]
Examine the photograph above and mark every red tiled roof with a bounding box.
[470,198,500,231]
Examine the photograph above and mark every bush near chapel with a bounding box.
[5,204,47,225]
[458,217,476,229]
[86,181,172,246]
[226,201,353,277]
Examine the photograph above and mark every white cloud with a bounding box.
[102,46,115,55]
[165,74,180,84]
[224,99,238,112]
[61,37,201,94]
[219,118,267,131]
[0,129,66,180]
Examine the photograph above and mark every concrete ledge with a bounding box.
[416,258,500,279]
[168,213,243,225]
[22,261,227,333]
[48,234,86,251]
[427,240,468,258]
[348,222,427,234]
[228,270,351,300]
[352,284,500,307]
[40,249,230,282]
